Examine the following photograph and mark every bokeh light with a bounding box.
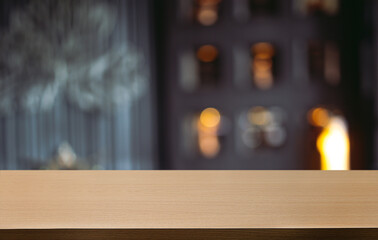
[251,42,275,90]
[308,107,330,127]
[196,45,219,63]
[195,0,221,26]
[197,107,221,158]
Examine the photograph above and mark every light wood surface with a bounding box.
[1,171,378,229]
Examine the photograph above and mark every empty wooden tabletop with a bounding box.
[1,170,378,229]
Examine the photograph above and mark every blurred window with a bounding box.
[308,41,340,85]
[179,0,222,26]
[182,107,226,159]
[236,106,287,155]
[294,0,339,16]
[180,45,220,91]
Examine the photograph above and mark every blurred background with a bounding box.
[0,0,376,170]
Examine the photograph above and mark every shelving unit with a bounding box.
[157,0,370,169]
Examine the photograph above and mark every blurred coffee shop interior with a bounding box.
[0,0,377,170]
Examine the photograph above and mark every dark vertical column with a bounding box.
[340,0,373,169]
[373,0,378,169]
[154,0,169,169]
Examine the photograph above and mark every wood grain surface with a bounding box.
[1,171,378,229]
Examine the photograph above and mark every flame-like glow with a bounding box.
[316,116,349,170]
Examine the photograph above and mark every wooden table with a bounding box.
[1,171,378,239]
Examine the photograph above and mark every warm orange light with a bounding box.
[198,135,220,158]
[197,45,218,63]
[253,58,273,71]
[197,107,221,158]
[197,0,221,6]
[251,43,275,56]
[317,116,350,170]
[197,9,218,26]
[302,0,339,16]
[251,42,275,90]
[199,107,221,128]
[253,69,273,89]
[308,107,330,127]
[196,0,221,26]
